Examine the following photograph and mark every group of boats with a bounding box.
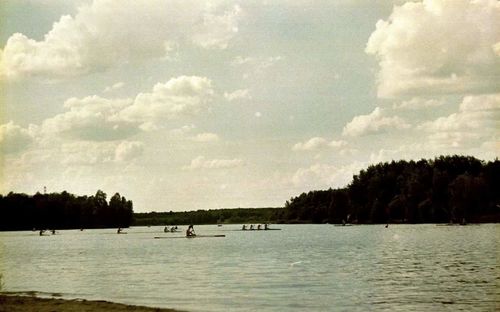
[163,226,179,233]
[241,224,280,231]
[36,224,281,239]
[153,224,282,239]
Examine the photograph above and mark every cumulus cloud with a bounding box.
[40,76,214,141]
[292,162,365,190]
[392,97,444,110]
[224,89,251,101]
[418,94,499,149]
[119,76,214,127]
[60,141,116,165]
[103,81,125,93]
[0,121,36,154]
[0,0,242,80]
[54,140,144,165]
[342,107,410,137]
[292,137,347,151]
[114,141,144,162]
[191,4,241,49]
[41,95,138,141]
[183,156,245,170]
[230,55,282,78]
[192,132,220,142]
[366,0,500,98]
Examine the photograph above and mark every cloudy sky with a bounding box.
[0,0,498,212]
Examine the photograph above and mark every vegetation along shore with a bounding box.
[1,156,498,231]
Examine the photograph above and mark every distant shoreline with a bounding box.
[0,294,183,312]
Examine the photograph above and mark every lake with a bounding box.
[0,224,498,311]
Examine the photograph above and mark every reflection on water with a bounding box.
[0,224,498,311]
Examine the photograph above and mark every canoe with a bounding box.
[153,234,225,239]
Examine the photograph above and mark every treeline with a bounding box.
[0,190,133,231]
[133,207,282,226]
[279,156,499,224]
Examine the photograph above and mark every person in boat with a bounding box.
[242,224,247,230]
[186,225,196,237]
[257,224,262,230]
[117,228,122,234]
[39,229,45,236]
[51,229,56,235]
[250,224,254,230]
[264,224,269,230]
[164,226,169,233]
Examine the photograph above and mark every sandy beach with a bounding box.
[0,295,182,312]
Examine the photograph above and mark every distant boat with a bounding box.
[154,235,225,239]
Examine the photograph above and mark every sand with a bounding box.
[0,294,183,312]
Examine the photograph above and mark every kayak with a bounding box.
[153,235,225,239]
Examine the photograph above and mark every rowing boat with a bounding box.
[223,228,281,231]
[153,234,225,239]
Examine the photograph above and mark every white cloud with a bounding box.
[192,132,220,142]
[392,97,444,110]
[169,124,196,137]
[230,55,282,78]
[292,137,347,151]
[255,112,262,118]
[224,89,251,101]
[366,0,500,98]
[103,81,125,93]
[41,95,138,141]
[183,156,245,170]
[191,4,241,49]
[291,162,365,190]
[0,121,36,154]
[0,0,242,80]
[119,76,214,127]
[39,76,214,142]
[418,94,499,149]
[342,107,410,137]
[114,141,144,162]
[60,141,116,165]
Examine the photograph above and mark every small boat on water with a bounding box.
[154,234,225,239]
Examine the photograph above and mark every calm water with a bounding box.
[0,224,498,311]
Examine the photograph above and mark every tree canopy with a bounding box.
[0,190,133,231]
[279,156,499,224]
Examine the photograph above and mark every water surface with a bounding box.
[1,224,498,311]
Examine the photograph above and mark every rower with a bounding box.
[117,228,122,234]
[257,224,262,230]
[242,225,247,230]
[164,226,169,233]
[186,225,196,237]
[250,224,254,230]
[264,224,269,230]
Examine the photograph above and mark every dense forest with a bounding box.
[133,207,281,226]
[0,190,133,231]
[279,156,499,224]
[1,156,498,230]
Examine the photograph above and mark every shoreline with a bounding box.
[0,294,183,312]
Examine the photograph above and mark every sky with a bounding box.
[0,0,498,212]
